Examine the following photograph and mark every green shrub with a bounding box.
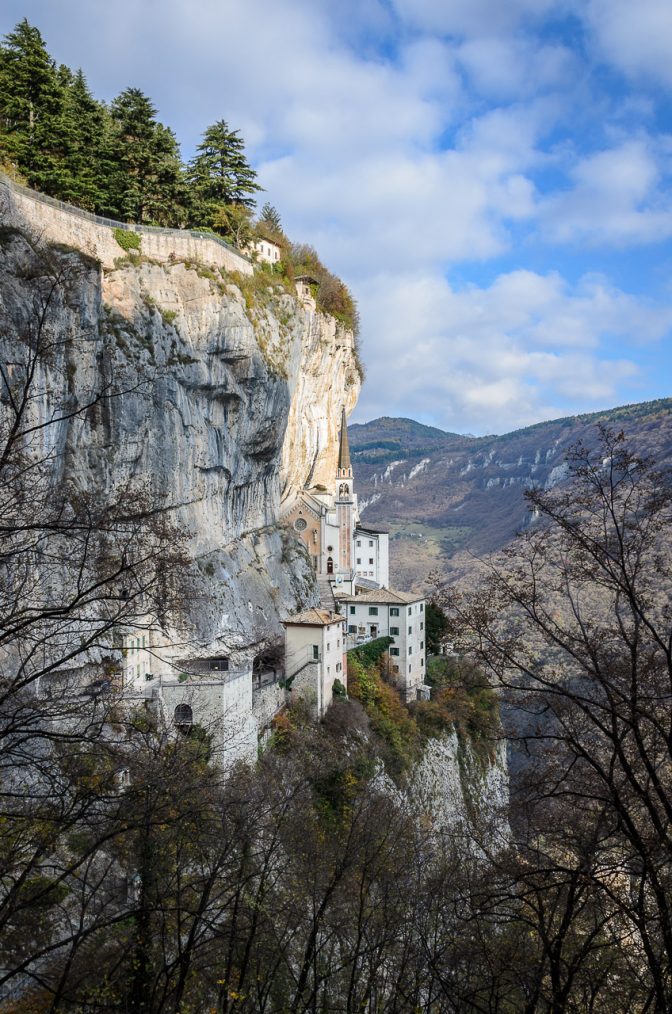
[113,227,141,252]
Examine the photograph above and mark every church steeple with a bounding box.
[337,407,352,478]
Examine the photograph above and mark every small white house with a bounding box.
[250,238,282,265]
[337,588,426,701]
[283,608,346,717]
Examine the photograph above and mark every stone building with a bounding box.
[283,608,346,718]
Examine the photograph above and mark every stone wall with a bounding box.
[252,681,286,731]
[0,175,253,275]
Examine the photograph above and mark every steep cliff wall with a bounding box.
[0,188,361,666]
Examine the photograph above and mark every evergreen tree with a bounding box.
[189,119,262,227]
[51,68,108,210]
[0,19,63,191]
[259,201,282,234]
[106,87,185,225]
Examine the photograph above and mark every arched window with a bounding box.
[174,703,193,727]
[327,557,334,575]
[339,483,349,496]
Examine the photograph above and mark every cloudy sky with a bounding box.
[4,0,672,434]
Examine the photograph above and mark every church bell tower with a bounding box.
[335,407,356,575]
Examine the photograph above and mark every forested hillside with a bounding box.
[350,398,672,589]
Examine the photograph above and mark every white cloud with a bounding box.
[585,0,672,88]
[540,140,672,245]
[391,0,559,37]
[4,0,672,433]
[354,268,669,432]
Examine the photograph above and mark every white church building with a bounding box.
[284,407,426,704]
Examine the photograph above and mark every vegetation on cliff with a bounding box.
[0,19,361,344]
[346,638,499,778]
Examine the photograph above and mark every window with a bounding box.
[369,540,373,547]
[420,603,424,612]
[357,557,361,564]
[327,666,330,674]
[420,622,424,630]
[336,638,340,648]
[174,704,193,727]
[390,626,399,636]
[312,644,319,660]
[356,540,361,547]
[327,642,330,652]
[336,662,341,672]
[350,606,356,615]
[209,658,229,672]
[421,658,424,666]
[368,607,378,616]
[421,641,424,649]
[408,607,412,615]
[409,664,412,674]
[409,646,413,655]
[408,626,412,635]
[369,558,374,565]
[348,624,357,633]
[390,607,399,617]
[294,517,307,532]
[390,647,399,656]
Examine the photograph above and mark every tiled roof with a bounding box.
[283,608,344,626]
[335,587,422,605]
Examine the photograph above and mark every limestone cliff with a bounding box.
[0,180,361,666]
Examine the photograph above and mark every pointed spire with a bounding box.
[338,406,351,473]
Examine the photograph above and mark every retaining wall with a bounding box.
[0,175,253,275]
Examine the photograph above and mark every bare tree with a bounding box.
[442,427,672,1010]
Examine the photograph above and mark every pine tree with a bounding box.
[106,88,185,225]
[0,19,63,191]
[188,119,262,224]
[51,68,107,210]
[259,202,282,234]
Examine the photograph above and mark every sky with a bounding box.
[4,0,672,435]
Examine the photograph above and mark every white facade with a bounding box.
[251,238,281,265]
[339,591,426,701]
[295,275,318,311]
[354,527,389,587]
[283,609,347,717]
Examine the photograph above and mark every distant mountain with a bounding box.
[350,398,672,591]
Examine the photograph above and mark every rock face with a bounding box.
[373,732,509,851]
[0,192,361,666]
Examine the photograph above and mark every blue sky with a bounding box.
[3,0,672,434]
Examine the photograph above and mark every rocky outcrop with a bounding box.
[372,732,509,852]
[0,191,361,666]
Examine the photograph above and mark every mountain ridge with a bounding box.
[349,397,672,591]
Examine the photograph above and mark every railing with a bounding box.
[0,173,252,264]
